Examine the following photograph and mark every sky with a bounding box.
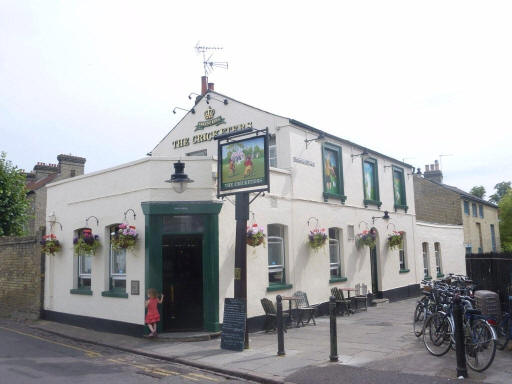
[1,1,511,199]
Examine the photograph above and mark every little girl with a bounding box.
[145,288,164,337]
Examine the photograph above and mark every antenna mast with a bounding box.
[195,43,228,77]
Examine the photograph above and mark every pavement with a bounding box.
[28,298,512,384]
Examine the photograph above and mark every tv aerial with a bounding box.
[195,42,228,77]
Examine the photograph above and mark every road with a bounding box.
[0,322,253,384]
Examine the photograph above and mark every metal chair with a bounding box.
[352,283,368,311]
[331,287,352,316]
[260,298,287,332]
[292,291,317,326]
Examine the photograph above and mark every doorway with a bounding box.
[161,234,203,331]
[370,245,381,298]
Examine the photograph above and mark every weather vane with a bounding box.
[195,42,228,77]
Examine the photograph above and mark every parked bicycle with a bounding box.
[496,295,512,350]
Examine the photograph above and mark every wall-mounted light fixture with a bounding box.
[165,161,194,193]
[351,149,369,162]
[206,94,228,105]
[304,133,324,149]
[371,210,390,224]
[172,106,195,114]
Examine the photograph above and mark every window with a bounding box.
[479,205,484,218]
[70,169,76,177]
[422,242,430,278]
[77,229,92,290]
[399,233,407,270]
[268,224,286,285]
[464,201,470,215]
[269,134,277,168]
[109,225,126,292]
[186,149,207,156]
[490,225,497,252]
[322,143,346,203]
[329,228,343,278]
[392,166,407,210]
[363,158,381,207]
[434,242,442,276]
[472,203,477,217]
[476,222,483,253]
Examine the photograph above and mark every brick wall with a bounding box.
[0,235,42,319]
[413,175,462,225]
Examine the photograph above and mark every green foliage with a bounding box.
[489,181,511,204]
[469,185,486,199]
[0,152,30,236]
[499,190,512,252]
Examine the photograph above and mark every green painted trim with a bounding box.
[70,288,92,296]
[363,199,382,208]
[329,276,348,283]
[101,290,128,298]
[321,143,345,203]
[392,165,407,210]
[141,201,223,215]
[362,157,380,204]
[266,283,293,292]
[399,269,410,274]
[437,273,445,278]
[424,276,432,280]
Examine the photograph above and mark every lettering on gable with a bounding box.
[172,122,253,149]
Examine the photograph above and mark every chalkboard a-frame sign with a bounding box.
[220,298,246,351]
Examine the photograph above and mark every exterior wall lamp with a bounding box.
[371,210,390,224]
[304,133,324,149]
[351,149,369,162]
[165,161,194,193]
[172,106,195,114]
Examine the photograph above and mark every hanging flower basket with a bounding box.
[387,231,404,250]
[356,228,377,249]
[308,228,327,249]
[247,224,265,247]
[40,234,61,255]
[112,223,138,251]
[73,229,100,255]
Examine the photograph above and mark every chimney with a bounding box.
[424,160,443,184]
[208,82,214,91]
[33,162,59,181]
[57,154,86,179]
[201,76,208,95]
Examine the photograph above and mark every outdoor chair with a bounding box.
[292,291,317,326]
[331,287,352,316]
[260,298,287,332]
[352,283,368,312]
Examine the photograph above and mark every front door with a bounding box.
[161,234,203,331]
[370,245,380,298]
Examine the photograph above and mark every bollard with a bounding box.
[453,295,468,378]
[276,295,285,356]
[329,296,338,362]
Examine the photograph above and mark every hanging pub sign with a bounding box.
[216,128,270,198]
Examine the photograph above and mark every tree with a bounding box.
[469,186,486,199]
[489,181,511,204]
[0,152,30,236]
[499,190,512,252]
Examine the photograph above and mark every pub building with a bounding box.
[44,77,465,335]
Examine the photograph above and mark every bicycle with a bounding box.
[496,295,512,350]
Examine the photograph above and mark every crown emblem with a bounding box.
[204,107,215,120]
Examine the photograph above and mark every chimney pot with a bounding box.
[201,76,208,95]
[425,164,430,172]
[434,160,439,170]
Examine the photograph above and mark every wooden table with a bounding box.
[280,296,299,327]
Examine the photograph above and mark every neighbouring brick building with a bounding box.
[414,160,500,255]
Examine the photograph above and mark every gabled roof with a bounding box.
[26,173,58,192]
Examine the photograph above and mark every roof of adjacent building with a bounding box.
[26,173,58,192]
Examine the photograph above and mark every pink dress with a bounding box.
[145,297,160,324]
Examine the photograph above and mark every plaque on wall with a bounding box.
[220,298,246,351]
[131,280,140,295]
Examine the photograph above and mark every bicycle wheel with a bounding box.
[423,311,452,356]
[496,317,510,351]
[413,302,426,337]
[465,319,496,372]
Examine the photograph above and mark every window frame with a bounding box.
[109,224,127,293]
[328,228,344,279]
[362,157,381,208]
[267,224,286,286]
[422,242,430,278]
[399,233,407,271]
[464,200,470,215]
[269,134,277,168]
[434,242,443,277]
[392,165,408,212]
[322,143,346,203]
[490,224,497,252]
[479,204,484,218]
[472,203,477,217]
[76,228,92,290]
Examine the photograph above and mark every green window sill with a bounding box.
[437,273,445,278]
[394,204,408,213]
[267,283,293,292]
[424,276,432,281]
[102,290,128,298]
[70,288,92,296]
[364,199,382,209]
[329,276,348,283]
[323,192,347,204]
[399,269,410,274]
